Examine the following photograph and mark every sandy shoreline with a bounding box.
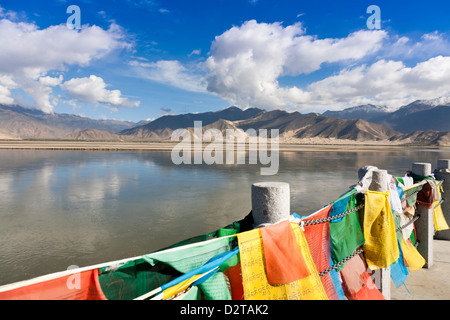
[0,140,448,152]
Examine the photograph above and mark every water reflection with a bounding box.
[0,148,449,285]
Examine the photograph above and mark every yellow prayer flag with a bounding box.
[363,190,399,270]
[433,185,449,232]
[237,223,328,300]
[400,239,425,272]
[162,269,216,300]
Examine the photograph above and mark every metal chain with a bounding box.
[316,212,421,276]
[396,215,420,232]
[405,190,420,201]
[319,248,364,277]
[301,180,430,228]
[302,187,425,228]
[300,180,436,277]
[303,204,365,226]
[434,198,445,210]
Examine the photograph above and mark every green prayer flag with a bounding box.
[329,191,364,271]
[143,236,236,300]
[404,185,423,207]
[98,220,242,300]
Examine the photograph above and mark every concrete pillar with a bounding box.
[412,162,432,177]
[434,159,450,240]
[369,169,388,192]
[412,162,433,268]
[368,169,391,300]
[251,182,290,228]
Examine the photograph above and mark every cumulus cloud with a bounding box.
[0,14,133,112]
[382,31,450,62]
[305,56,450,110]
[205,20,387,109]
[129,59,207,93]
[22,75,64,113]
[117,18,450,112]
[0,75,17,105]
[61,75,140,108]
[0,19,129,79]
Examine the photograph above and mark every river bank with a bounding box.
[0,140,448,152]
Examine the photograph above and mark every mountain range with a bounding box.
[0,104,135,139]
[0,99,449,146]
[323,98,450,133]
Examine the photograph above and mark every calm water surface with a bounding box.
[1,148,450,285]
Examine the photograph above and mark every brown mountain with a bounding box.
[324,99,450,133]
[119,106,263,138]
[0,104,136,139]
[1,104,449,146]
[389,130,450,146]
[237,111,398,141]
[65,129,122,141]
[120,107,404,143]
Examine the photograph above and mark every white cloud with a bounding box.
[129,59,207,93]
[0,75,17,104]
[305,56,450,110]
[381,31,450,62]
[188,49,201,57]
[0,15,132,112]
[205,20,387,109]
[202,20,450,111]
[0,5,19,21]
[61,75,140,108]
[0,19,129,79]
[121,18,450,112]
[22,75,64,113]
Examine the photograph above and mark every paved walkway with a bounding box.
[391,240,450,300]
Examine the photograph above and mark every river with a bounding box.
[1,147,449,285]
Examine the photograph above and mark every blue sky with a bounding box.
[1,0,450,122]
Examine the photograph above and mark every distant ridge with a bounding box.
[323,104,390,121]
[0,104,136,139]
[324,98,450,133]
[119,106,444,145]
[0,102,449,146]
[389,130,450,147]
[120,106,264,136]
[65,129,122,141]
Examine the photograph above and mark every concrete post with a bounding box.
[368,169,391,300]
[251,182,290,228]
[434,159,450,240]
[369,169,387,192]
[412,162,433,268]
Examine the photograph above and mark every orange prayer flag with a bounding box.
[260,220,310,285]
[0,269,107,300]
